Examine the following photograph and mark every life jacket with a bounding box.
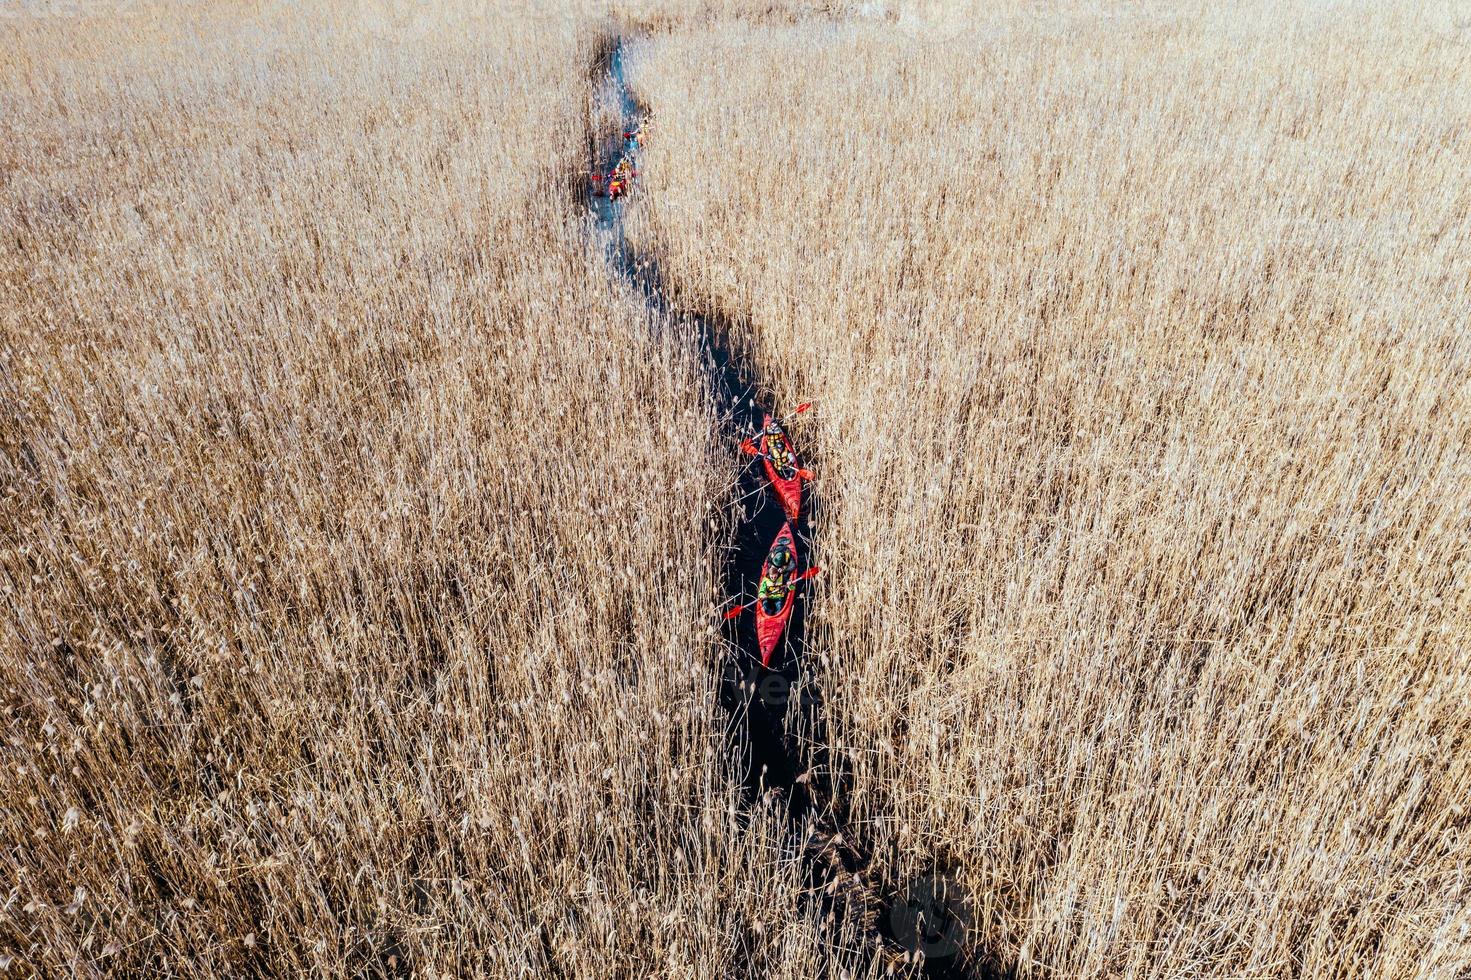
[758,561,796,613]
[758,580,788,615]
[765,430,796,479]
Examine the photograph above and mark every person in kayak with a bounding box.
[765,424,797,479]
[758,545,796,615]
[722,530,819,650]
[744,421,798,480]
[607,156,636,198]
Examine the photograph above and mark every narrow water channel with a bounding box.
[586,36,997,980]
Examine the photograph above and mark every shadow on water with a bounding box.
[587,35,1010,980]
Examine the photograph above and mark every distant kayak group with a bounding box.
[592,124,645,200]
[724,405,821,667]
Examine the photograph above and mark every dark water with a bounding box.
[588,37,1003,980]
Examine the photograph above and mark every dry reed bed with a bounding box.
[623,4,1471,976]
[0,5,869,976]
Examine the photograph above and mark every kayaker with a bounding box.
[758,546,796,614]
[761,424,797,480]
[608,157,635,198]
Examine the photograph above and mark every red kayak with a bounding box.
[744,413,810,521]
[751,523,819,667]
[722,522,819,666]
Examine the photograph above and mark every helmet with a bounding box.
[769,546,794,571]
